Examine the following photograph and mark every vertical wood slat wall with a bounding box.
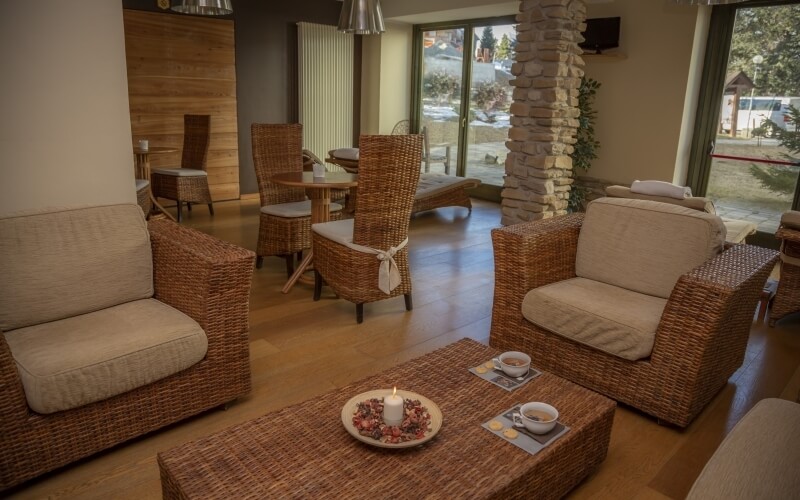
[123,9,239,201]
[298,22,354,169]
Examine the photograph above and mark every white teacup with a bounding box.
[312,163,326,178]
[492,351,531,378]
[518,402,558,434]
[138,139,149,151]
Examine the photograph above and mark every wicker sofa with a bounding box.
[490,198,778,427]
[0,204,255,490]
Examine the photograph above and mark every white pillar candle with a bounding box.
[383,387,404,426]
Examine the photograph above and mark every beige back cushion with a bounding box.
[605,185,715,214]
[576,198,726,299]
[0,204,153,331]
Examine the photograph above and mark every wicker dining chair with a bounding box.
[421,125,451,174]
[770,210,800,326]
[391,119,410,135]
[151,114,213,223]
[252,123,343,276]
[312,134,423,323]
[135,179,152,218]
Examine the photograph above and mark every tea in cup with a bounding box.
[518,402,558,434]
[312,163,326,178]
[138,139,149,151]
[492,351,531,377]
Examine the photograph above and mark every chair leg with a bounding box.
[404,293,413,311]
[297,250,303,262]
[314,271,322,301]
[256,256,263,269]
[176,200,183,223]
[356,303,364,324]
[208,203,214,216]
[187,202,192,212]
[284,255,294,278]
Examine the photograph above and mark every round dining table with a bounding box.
[133,145,179,221]
[271,171,358,293]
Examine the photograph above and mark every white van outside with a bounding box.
[720,96,800,135]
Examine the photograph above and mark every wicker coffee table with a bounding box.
[158,339,615,499]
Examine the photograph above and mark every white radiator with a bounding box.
[298,22,354,170]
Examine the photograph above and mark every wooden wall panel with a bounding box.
[124,9,239,201]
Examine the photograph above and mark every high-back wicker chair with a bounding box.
[311,134,422,323]
[770,210,800,326]
[135,179,152,218]
[150,114,213,223]
[252,123,342,276]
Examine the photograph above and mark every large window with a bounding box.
[413,17,516,200]
[689,1,800,244]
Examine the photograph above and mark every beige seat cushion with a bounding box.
[577,198,726,299]
[151,168,207,177]
[4,298,207,414]
[605,185,714,213]
[260,200,342,218]
[522,277,667,361]
[415,173,480,200]
[0,204,153,331]
[781,210,800,230]
[687,398,800,500]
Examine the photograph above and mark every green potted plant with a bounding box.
[568,77,601,212]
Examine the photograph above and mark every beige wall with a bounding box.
[0,0,134,215]
[360,22,413,134]
[583,1,707,186]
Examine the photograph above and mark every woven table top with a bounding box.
[158,339,615,499]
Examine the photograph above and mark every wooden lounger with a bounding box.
[326,152,480,215]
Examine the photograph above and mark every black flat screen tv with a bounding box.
[579,17,621,54]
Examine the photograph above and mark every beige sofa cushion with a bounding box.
[0,204,153,331]
[576,198,726,299]
[522,277,667,361]
[687,398,800,500]
[415,173,480,200]
[4,298,207,414]
[605,185,715,213]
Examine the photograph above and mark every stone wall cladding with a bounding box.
[502,0,587,225]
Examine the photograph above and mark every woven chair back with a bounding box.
[390,119,410,135]
[251,123,306,206]
[353,134,422,249]
[181,114,210,170]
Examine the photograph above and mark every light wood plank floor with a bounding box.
[7,198,800,499]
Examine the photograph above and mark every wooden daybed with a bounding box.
[326,150,481,215]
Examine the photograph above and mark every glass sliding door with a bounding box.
[693,2,800,240]
[464,23,515,189]
[414,16,516,200]
[419,28,465,176]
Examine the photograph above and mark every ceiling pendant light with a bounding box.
[338,0,385,35]
[170,0,233,16]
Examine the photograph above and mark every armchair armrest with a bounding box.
[652,244,778,383]
[148,219,256,345]
[491,214,583,310]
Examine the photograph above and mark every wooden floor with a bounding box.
[7,198,800,499]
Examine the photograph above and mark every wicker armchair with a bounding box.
[490,200,779,427]
[0,208,254,490]
[312,134,422,323]
[252,123,342,275]
[770,210,800,326]
[151,114,213,223]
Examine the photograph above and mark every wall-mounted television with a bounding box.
[579,17,621,54]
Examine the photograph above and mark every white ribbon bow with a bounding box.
[349,238,409,294]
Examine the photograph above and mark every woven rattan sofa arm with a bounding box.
[492,214,583,303]
[776,225,800,244]
[0,331,29,425]
[148,219,256,347]
[652,244,778,370]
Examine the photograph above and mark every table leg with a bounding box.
[281,188,331,293]
[137,153,177,222]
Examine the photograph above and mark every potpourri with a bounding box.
[352,397,431,444]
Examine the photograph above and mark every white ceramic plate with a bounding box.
[341,389,443,449]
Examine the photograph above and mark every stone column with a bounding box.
[502,0,586,225]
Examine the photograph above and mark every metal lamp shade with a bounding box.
[338,0,385,35]
[170,0,233,16]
